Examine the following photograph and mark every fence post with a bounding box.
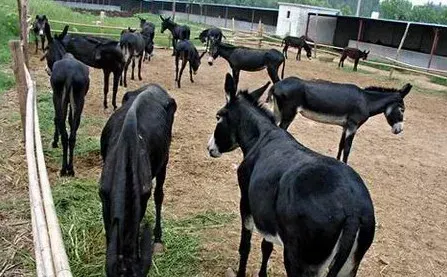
[9,40,27,140]
[16,0,29,68]
[313,13,318,59]
[258,19,263,48]
[232,17,235,34]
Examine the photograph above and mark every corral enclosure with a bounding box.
[1,1,447,277]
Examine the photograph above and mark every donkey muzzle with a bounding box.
[392,122,403,134]
[207,56,214,66]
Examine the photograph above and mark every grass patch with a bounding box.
[361,59,391,72]
[0,71,15,94]
[46,178,210,277]
[430,75,447,87]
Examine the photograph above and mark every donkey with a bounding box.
[175,39,206,88]
[208,42,285,91]
[160,15,191,56]
[338,48,370,71]
[138,17,155,61]
[281,35,312,61]
[43,24,89,177]
[60,29,124,110]
[207,73,375,277]
[100,84,176,277]
[32,15,48,53]
[197,28,226,52]
[120,28,145,87]
[269,76,412,163]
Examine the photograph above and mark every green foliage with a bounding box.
[379,0,447,24]
[380,0,413,20]
[0,71,15,94]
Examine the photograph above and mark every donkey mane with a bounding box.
[238,91,276,124]
[363,86,401,93]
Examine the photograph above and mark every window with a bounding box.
[287,11,291,18]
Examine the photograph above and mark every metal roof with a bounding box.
[307,12,447,29]
[144,0,278,12]
[278,2,340,13]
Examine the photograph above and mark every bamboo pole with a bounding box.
[24,64,55,277]
[427,28,440,69]
[9,40,27,140]
[32,85,72,276]
[390,22,411,78]
[48,19,138,30]
[17,0,29,67]
[30,195,44,277]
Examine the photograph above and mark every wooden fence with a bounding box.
[9,39,73,277]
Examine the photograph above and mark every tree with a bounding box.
[379,0,413,20]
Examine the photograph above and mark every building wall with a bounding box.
[348,40,447,71]
[159,10,276,33]
[276,4,339,43]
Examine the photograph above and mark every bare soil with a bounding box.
[1,48,446,276]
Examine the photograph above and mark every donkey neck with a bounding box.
[364,90,401,116]
[217,45,236,61]
[166,22,178,33]
[235,101,277,156]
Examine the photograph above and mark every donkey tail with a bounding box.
[326,217,359,277]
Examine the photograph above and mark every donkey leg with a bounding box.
[175,55,179,81]
[54,97,69,176]
[232,69,240,90]
[103,70,110,109]
[296,47,301,61]
[189,63,194,83]
[353,59,359,71]
[67,99,84,177]
[343,125,358,163]
[153,164,167,247]
[131,57,136,80]
[336,128,347,160]
[35,37,39,54]
[41,36,46,52]
[112,71,120,110]
[283,45,288,59]
[258,239,274,277]
[267,66,280,84]
[52,116,59,148]
[177,59,187,88]
[138,55,143,80]
[236,199,252,277]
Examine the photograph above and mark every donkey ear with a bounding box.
[43,15,47,20]
[160,15,164,21]
[250,81,271,101]
[400,83,412,98]
[224,73,236,102]
[59,25,69,40]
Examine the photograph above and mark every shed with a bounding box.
[276,2,339,44]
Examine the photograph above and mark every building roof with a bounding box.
[144,0,279,12]
[307,12,447,29]
[278,2,340,13]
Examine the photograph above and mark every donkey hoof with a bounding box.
[139,77,142,81]
[225,268,236,277]
[153,242,165,254]
[52,142,58,148]
[60,169,67,177]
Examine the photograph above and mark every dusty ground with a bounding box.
[1,48,446,276]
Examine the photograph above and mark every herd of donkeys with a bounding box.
[31,13,412,277]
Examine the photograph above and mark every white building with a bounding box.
[276,2,340,43]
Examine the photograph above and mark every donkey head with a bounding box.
[105,222,152,277]
[207,74,271,157]
[207,43,220,66]
[362,50,370,60]
[384,83,412,134]
[190,51,207,74]
[34,15,48,37]
[138,16,147,28]
[42,24,68,74]
[159,15,172,33]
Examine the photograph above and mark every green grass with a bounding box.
[430,75,447,87]
[0,71,15,94]
[46,178,236,277]
[0,1,18,95]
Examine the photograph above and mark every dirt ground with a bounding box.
[1,48,446,276]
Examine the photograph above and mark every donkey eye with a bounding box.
[216,115,221,121]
